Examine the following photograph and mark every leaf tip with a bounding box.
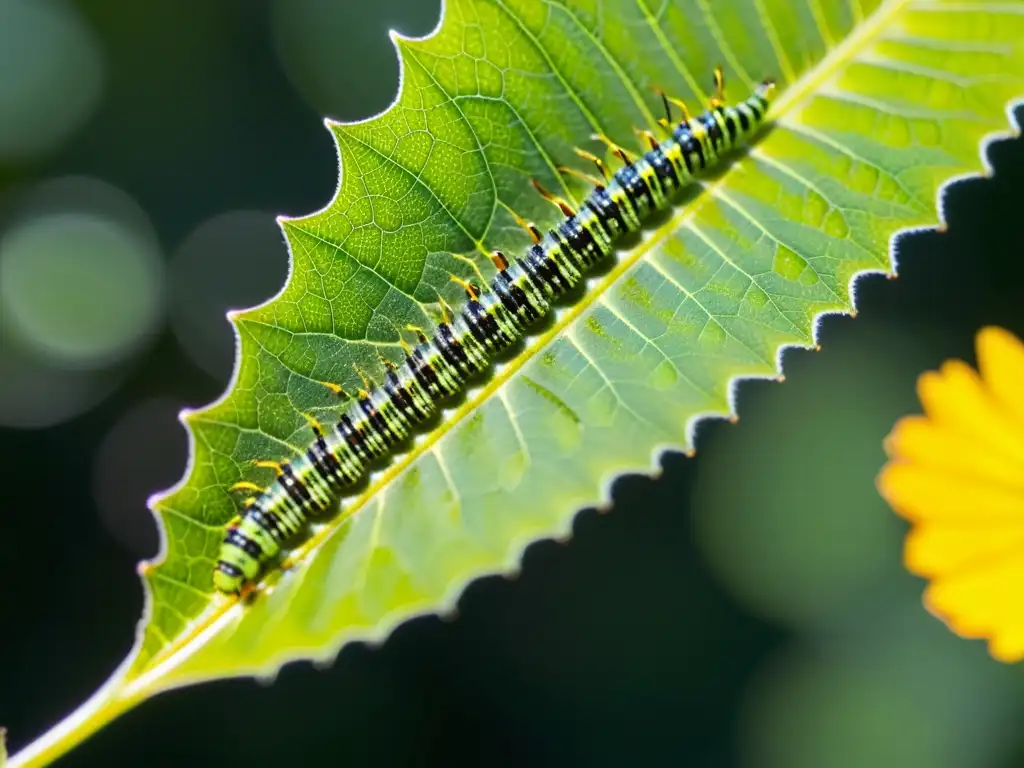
[436,606,460,625]
[225,307,256,326]
[386,14,437,50]
[178,407,198,427]
[311,657,336,673]
[276,216,303,238]
[144,488,166,510]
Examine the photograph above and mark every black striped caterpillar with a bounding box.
[215,69,776,595]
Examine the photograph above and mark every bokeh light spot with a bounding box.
[0,0,104,160]
[0,210,164,369]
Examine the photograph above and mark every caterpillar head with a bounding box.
[213,560,245,594]
[756,78,777,103]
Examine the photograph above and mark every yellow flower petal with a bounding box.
[988,627,1024,663]
[879,326,1024,664]
[883,415,1024,487]
[977,325,1024,427]
[905,524,1024,576]
[878,462,1024,523]
[923,552,1024,661]
[918,361,1024,464]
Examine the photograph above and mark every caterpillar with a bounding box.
[214,69,777,595]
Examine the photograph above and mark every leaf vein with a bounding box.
[816,86,998,121]
[406,49,500,256]
[562,327,659,429]
[553,0,661,130]
[754,0,799,84]
[338,129,489,253]
[775,121,929,209]
[497,390,532,462]
[807,0,838,48]
[679,218,808,340]
[634,0,708,102]
[700,184,850,302]
[694,0,758,90]
[286,222,419,305]
[492,0,610,138]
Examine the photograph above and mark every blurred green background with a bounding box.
[2,1,1024,765]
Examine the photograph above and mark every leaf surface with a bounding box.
[14,0,1024,764]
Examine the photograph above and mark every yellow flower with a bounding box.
[878,326,1024,662]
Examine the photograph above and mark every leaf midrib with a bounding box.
[139,0,910,677]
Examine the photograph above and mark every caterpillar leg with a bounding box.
[301,412,325,436]
[317,380,350,399]
[450,275,481,301]
[573,147,610,182]
[710,66,726,108]
[405,324,430,344]
[229,480,266,495]
[436,294,455,325]
[397,334,415,355]
[375,347,398,372]
[252,459,285,475]
[530,178,575,217]
[632,126,660,151]
[449,252,489,286]
[557,165,605,188]
[490,251,509,271]
[591,133,634,164]
[509,209,543,244]
[653,87,691,124]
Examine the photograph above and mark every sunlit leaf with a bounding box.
[13,1,1023,765]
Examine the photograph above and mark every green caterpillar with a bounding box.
[215,69,777,595]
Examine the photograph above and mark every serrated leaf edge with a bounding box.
[10,0,1024,762]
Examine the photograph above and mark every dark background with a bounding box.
[2,1,1024,766]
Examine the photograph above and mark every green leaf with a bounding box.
[14,0,1024,765]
